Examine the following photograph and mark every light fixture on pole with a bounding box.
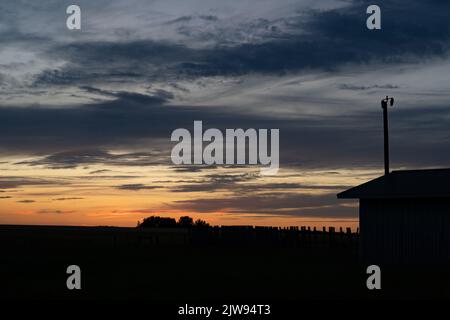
[381,96,394,175]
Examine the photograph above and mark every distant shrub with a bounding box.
[178,216,194,228]
[137,216,211,229]
[137,216,177,228]
[194,219,210,228]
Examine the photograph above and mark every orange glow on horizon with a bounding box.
[0,158,375,230]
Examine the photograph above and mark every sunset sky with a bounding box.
[1,0,450,228]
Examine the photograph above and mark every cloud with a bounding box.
[36,209,74,215]
[170,165,218,173]
[89,169,112,174]
[171,181,351,193]
[16,149,168,169]
[170,173,258,192]
[35,2,450,83]
[17,200,35,203]
[170,192,356,218]
[52,197,84,201]
[338,84,399,91]
[115,184,163,191]
[0,177,60,189]
[2,88,450,171]
[75,175,142,180]
[2,0,449,103]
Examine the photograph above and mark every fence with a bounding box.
[188,225,359,249]
[0,225,359,251]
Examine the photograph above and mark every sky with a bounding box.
[1,0,450,228]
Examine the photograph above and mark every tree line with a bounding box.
[137,216,210,228]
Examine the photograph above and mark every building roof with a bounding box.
[337,168,450,199]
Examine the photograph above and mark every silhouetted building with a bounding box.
[338,169,450,263]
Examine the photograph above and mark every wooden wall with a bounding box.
[360,198,450,264]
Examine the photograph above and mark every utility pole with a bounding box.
[381,96,394,175]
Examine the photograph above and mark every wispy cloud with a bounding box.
[52,197,84,201]
[17,199,36,203]
[115,184,163,191]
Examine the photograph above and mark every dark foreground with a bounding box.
[0,225,449,300]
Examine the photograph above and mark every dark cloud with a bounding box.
[89,169,112,174]
[170,170,351,194]
[75,175,141,180]
[115,184,163,191]
[237,183,350,192]
[170,173,258,192]
[25,1,450,89]
[0,177,60,189]
[36,209,73,215]
[52,197,84,201]
[2,0,450,171]
[33,41,198,87]
[16,149,167,169]
[2,91,450,171]
[79,86,174,103]
[0,91,231,155]
[2,1,450,224]
[170,192,357,218]
[170,165,217,173]
[171,181,350,193]
[338,84,399,91]
[164,15,219,26]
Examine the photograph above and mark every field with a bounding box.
[1,225,449,300]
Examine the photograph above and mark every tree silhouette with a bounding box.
[137,215,211,229]
[194,219,210,228]
[178,216,194,228]
[138,216,177,228]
